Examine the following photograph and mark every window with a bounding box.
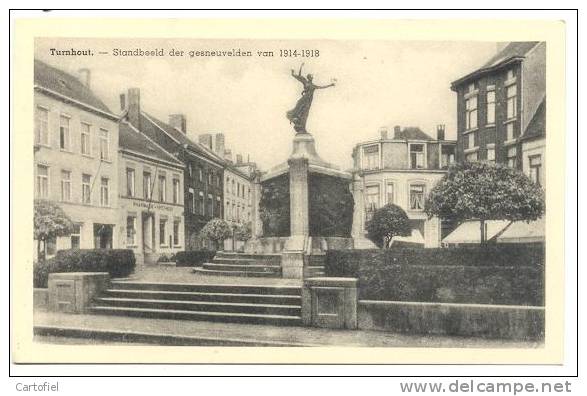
[143,172,152,200]
[486,90,496,125]
[207,194,214,216]
[441,145,455,168]
[99,128,109,160]
[465,151,478,162]
[158,175,166,202]
[232,180,236,195]
[199,192,205,215]
[79,123,90,156]
[198,168,203,182]
[36,165,49,198]
[126,168,135,197]
[465,96,478,130]
[529,155,542,185]
[60,170,71,202]
[507,146,517,168]
[208,172,213,186]
[506,85,517,119]
[506,123,515,141]
[126,216,136,246]
[362,145,380,170]
[409,184,425,211]
[365,185,380,222]
[159,218,167,246]
[188,188,195,214]
[82,174,91,204]
[71,224,81,249]
[487,146,495,162]
[507,69,515,81]
[35,107,49,146]
[173,219,180,246]
[100,177,109,207]
[173,178,180,204]
[226,201,232,220]
[188,164,193,178]
[59,115,70,151]
[410,144,425,169]
[467,83,476,93]
[464,132,477,150]
[216,197,222,219]
[386,182,394,204]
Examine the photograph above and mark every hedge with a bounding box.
[174,250,216,267]
[325,244,544,306]
[34,249,136,288]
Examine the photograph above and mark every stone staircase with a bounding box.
[91,281,302,326]
[193,252,283,278]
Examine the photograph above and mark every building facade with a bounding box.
[223,165,253,250]
[118,122,185,265]
[450,42,546,171]
[34,60,120,258]
[120,88,225,250]
[351,125,456,248]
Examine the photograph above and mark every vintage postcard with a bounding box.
[11,18,566,365]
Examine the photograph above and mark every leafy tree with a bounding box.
[366,204,412,249]
[259,174,290,237]
[233,221,252,242]
[425,161,544,244]
[199,218,232,251]
[34,199,74,260]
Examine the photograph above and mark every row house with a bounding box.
[450,41,546,183]
[351,125,456,248]
[119,88,225,250]
[118,121,185,265]
[33,60,120,258]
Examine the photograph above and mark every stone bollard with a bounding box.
[48,272,110,314]
[302,277,358,329]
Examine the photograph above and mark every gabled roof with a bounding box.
[521,97,546,141]
[140,112,226,166]
[451,42,541,90]
[119,122,183,167]
[34,59,112,114]
[394,127,433,141]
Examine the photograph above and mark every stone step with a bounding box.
[90,306,303,326]
[103,289,302,305]
[193,268,282,278]
[110,281,300,296]
[95,297,301,316]
[202,262,281,272]
[214,252,282,261]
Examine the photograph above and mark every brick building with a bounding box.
[351,125,456,248]
[120,89,225,249]
[34,60,120,258]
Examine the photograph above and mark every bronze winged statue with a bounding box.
[286,63,336,134]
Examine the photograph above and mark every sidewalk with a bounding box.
[34,311,542,348]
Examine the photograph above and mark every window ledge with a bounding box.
[81,153,94,159]
[504,139,518,146]
[464,89,479,99]
[464,147,480,154]
[59,149,74,154]
[462,127,478,135]
[100,158,113,164]
[485,123,496,128]
[505,77,517,86]
[34,143,52,149]
[503,117,517,125]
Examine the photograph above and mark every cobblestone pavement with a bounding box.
[34,311,543,349]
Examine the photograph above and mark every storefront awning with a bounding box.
[442,220,511,245]
[496,217,545,243]
[392,229,425,246]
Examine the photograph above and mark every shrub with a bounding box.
[325,244,544,306]
[33,249,136,288]
[366,204,411,248]
[199,219,232,250]
[175,250,216,267]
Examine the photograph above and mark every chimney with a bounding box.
[127,88,141,129]
[393,125,401,138]
[379,127,388,140]
[199,134,213,150]
[236,154,243,164]
[214,133,225,157]
[437,124,446,141]
[78,68,91,88]
[119,93,126,111]
[169,114,187,133]
[224,149,233,162]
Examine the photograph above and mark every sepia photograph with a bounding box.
[29,37,547,351]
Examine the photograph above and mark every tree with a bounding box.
[233,221,252,243]
[366,204,412,249]
[34,199,74,260]
[199,218,232,251]
[425,161,545,244]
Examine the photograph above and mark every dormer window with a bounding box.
[362,144,380,170]
[409,143,425,169]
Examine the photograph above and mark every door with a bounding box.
[93,224,113,249]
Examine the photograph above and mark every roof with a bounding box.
[393,127,433,141]
[451,42,540,89]
[140,112,226,166]
[119,122,183,167]
[521,97,546,140]
[34,59,112,114]
[496,218,545,243]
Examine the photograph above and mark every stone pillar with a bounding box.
[302,277,358,329]
[351,172,364,240]
[48,272,110,314]
[250,172,263,239]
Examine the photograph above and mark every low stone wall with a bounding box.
[245,237,289,254]
[358,300,544,340]
[33,288,48,310]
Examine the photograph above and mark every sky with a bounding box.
[35,38,498,170]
